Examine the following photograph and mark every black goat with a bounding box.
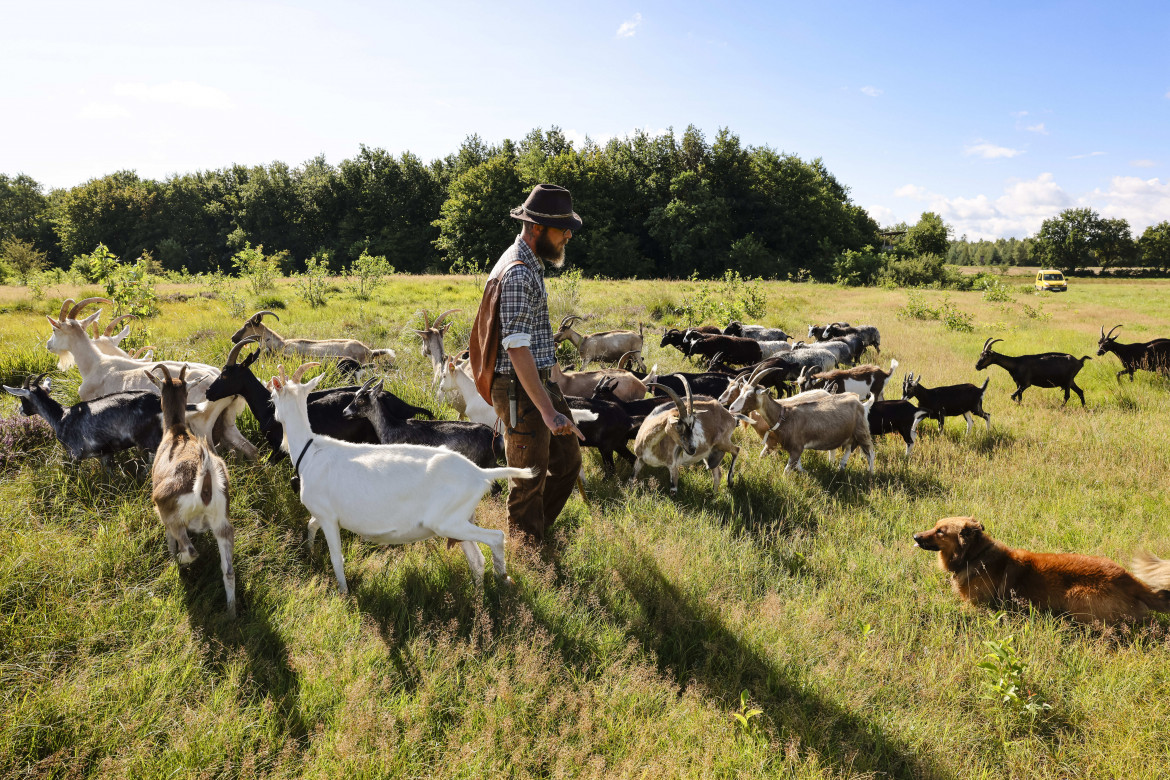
[4,374,167,460]
[204,340,433,463]
[341,377,500,468]
[975,338,1091,406]
[724,321,790,342]
[684,334,763,365]
[902,373,991,434]
[868,400,930,457]
[563,392,636,473]
[823,322,881,354]
[1097,325,1170,383]
[634,370,732,398]
[660,326,720,356]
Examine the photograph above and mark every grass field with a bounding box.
[2,272,1169,779]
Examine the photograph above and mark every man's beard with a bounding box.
[533,230,566,268]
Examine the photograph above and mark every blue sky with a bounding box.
[3,0,1168,239]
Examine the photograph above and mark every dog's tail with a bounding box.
[1131,551,1170,611]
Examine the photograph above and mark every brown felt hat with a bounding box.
[509,184,583,231]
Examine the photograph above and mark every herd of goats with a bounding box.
[4,298,1170,616]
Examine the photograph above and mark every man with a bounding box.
[487,183,584,545]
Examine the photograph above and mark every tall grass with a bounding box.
[1,275,1169,778]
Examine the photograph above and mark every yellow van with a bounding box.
[1035,270,1067,292]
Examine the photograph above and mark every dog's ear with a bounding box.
[959,519,983,544]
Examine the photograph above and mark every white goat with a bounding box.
[269,362,537,595]
[412,308,460,390]
[439,356,502,428]
[45,298,256,459]
[146,364,236,617]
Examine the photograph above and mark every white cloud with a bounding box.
[964,141,1024,159]
[894,184,928,199]
[1069,151,1106,159]
[878,173,1170,239]
[1011,110,1029,118]
[860,86,883,98]
[1025,123,1048,134]
[112,81,232,111]
[1130,159,1158,168]
[1090,176,1170,229]
[616,13,642,38]
[76,102,132,120]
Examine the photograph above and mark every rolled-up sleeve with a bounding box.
[498,267,539,350]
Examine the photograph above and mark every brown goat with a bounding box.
[146,364,237,618]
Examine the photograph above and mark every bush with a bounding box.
[678,270,766,324]
[1,238,47,284]
[348,251,395,300]
[231,243,282,295]
[294,255,330,308]
[833,246,883,286]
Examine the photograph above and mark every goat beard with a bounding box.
[533,231,566,268]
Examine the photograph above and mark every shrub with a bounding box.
[979,277,1016,303]
[833,246,883,286]
[0,414,55,472]
[348,251,395,300]
[1,238,47,285]
[677,270,766,325]
[294,255,330,308]
[231,243,282,295]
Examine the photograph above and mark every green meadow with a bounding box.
[2,272,1169,779]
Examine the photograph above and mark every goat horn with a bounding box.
[69,297,113,320]
[291,362,321,383]
[648,382,689,420]
[420,309,432,329]
[58,299,75,321]
[90,321,100,338]
[358,375,379,394]
[618,350,640,369]
[225,337,259,366]
[754,368,786,388]
[278,364,289,383]
[104,314,137,337]
[679,374,693,416]
[433,308,461,328]
[131,346,156,359]
[152,363,174,384]
[558,315,576,329]
[253,310,280,323]
[1107,325,1122,340]
[178,364,189,383]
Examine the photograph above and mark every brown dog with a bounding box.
[914,516,1170,623]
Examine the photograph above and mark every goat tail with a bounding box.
[370,348,397,363]
[888,358,899,376]
[1132,551,1170,612]
[1080,355,1094,363]
[979,376,990,393]
[193,446,217,506]
[482,465,539,482]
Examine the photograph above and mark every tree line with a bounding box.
[0,126,880,281]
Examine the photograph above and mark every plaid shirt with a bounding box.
[489,235,556,373]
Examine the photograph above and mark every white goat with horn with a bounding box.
[269,362,537,595]
[412,308,461,390]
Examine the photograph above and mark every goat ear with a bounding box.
[270,376,283,391]
[46,316,61,330]
[142,369,162,388]
[3,385,30,398]
[302,373,325,392]
[243,349,259,367]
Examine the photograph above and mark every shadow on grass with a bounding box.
[180,559,310,751]
[531,539,953,780]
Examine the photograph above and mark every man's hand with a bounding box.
[542,407,585,440]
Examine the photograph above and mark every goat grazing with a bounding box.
[796,359,899,401]
[902,373,991,433]
[4,374,168,460]
[1096,325,1170,383]
[823,322,881,354]
[204,339,432,463]
[555,316,644,369]
[727,366,874,473]
[550,364,648,401]
[230,310,396,365]
[724,321,790,342]
[660,326,720,357]
[269,363,536,595]
[341,376,500,469]
[683,334,763,366]
[45,299,256,459]
[632,377,747,494]
[412,308,460,389]
[975,338,1091,406]
[146,364,236,618]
